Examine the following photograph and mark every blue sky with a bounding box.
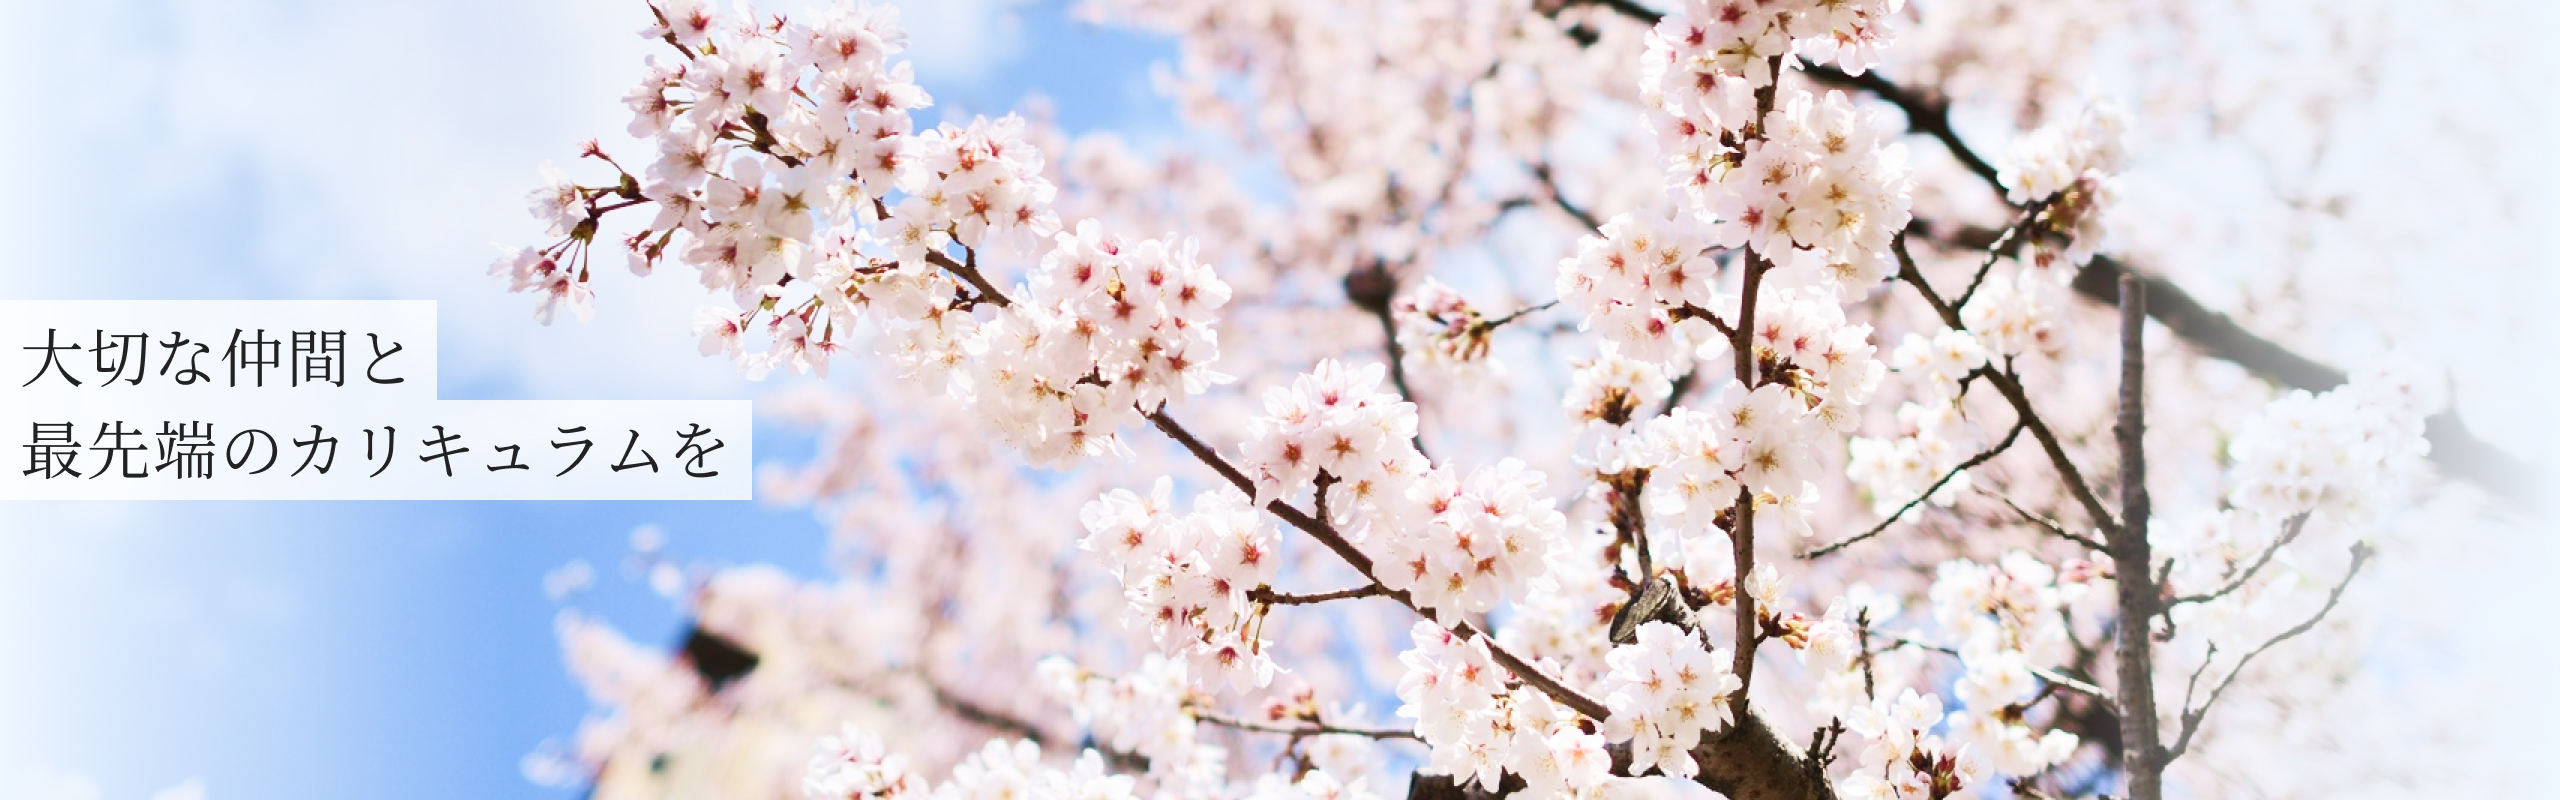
[0,1,1172,798]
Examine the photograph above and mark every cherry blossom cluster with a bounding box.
[1034,655,1216,780]
[889,114,1062,258]
[1748,283,1889,418]
[1844,328,1994,514]
[1946,650,2081,776]
[1924,552,2094,777]
[1233,361,1568,625]
[501,0,933,353]
[1845,402,1986,518]
[1630,384,1828,540]
[2154,366,2437,648]
[1794,587,1913,721]
[1598,621,1743,779]
[1889,328,1991,401]
[811,735,1137,800]
[1995,100,2129,267]
[497,1,1238,465]
[1837,690,1990,800]
[1390,278,1503,379]
[1369,458,1570,625]
[1563,353,1675,431]
[1642,0,1905,134]
[1930,552,2092,671]
[1394,622,1611,798]
[1641,45,1917,295]
[2224,365,2438,521]
[1237,360,1427,505]
[1957,268,2067,358]
[805,724,927,800]
[948,222,1235,462]
[1495,529,1620,679]
[1078,481,1280,690]
[1553,208,1727,368]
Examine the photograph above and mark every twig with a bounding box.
[1532,161,1602,231]
[2164,542,2375,761]
[926,249,1011,309]
[928,676,1047,744]
[1193,710,1419,741]
[1345,263,1430,458]
[1251,585,1387,606]
[1670,302,1740,341]
[1803,419,2026,559]
[2169,512,2312,607]
[1659,368,1699,415]
[1481,299,1561,331]
[1952,199,2051,310]
[1141,410,1614,721]
[1893,236,2119,536]
[1864,628,2115,704]
[1987,489,2111,551]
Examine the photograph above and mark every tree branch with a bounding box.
[1864,628,2115,705]
[1986,489,2111,551]
[1893,237,2120,535]
[1803,419,2026,560]
[2169,512,2312,607]
[1193,710,1419,741]
[2067,258,2536,507]
[2112,273,2165,800]
[927,675,1049,745]
[1532,160,1602,231]
[2164,542,2374,761]
[1142,410,1608,721]
[1345,262,1430,458]
[1559,0,2536,507]
[1250,584,1387,606]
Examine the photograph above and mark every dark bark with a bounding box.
[2069,257,2535,507]
[2112,275,2165,800]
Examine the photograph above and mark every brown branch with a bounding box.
[1193,710,1418,741]
[926,675,1048,745]
[2112,273,2165,800]
[925,249,1012,309]
[1660,368,1700,414]
[1481,299,1562,331]
[2164,542,2374,761]
[2169,512,2312,607]
[1864,628,2115,704]
[1147,407,1833,800]
[2067,258,2536,507]
[1987,489,2112,551]
[1603,468,1656,586]
[1801,65,2002,190]
[1804,419,2026,559]
[1532,160,1603,232]
[1893,237,2120,535]
[1671,302,1741,342]
[1251,584,1387,606]
[1141,410,1606,721]
[1953,199,2052,310]
[1566,0,2534,507]
[1345,263,1430,458]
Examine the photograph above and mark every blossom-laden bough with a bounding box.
[503,1,2469,799]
